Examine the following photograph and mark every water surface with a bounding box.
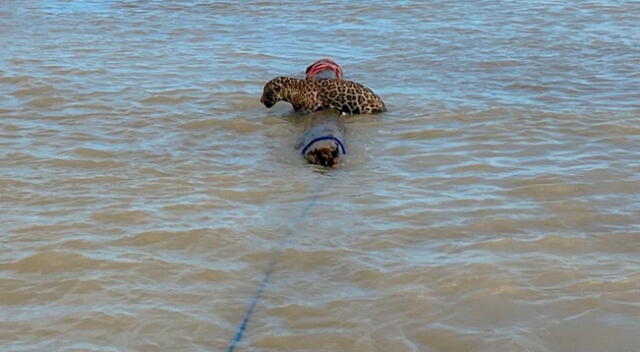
[1,1,639,351]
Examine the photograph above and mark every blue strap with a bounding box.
[226,177,333,351]
[300,136,346,155]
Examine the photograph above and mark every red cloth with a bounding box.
[305,58,344,80]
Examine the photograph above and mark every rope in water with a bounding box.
[227,59,345,350]
[300,136,347,156]
[226,177,332,352]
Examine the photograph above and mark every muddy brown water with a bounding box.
[1,1,639,351]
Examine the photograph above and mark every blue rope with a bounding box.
[300,136,347,156]
[226,269,273,352]
[226,177,331,351]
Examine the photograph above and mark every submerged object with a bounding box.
[299,59,347,168]
[296,113,346,168]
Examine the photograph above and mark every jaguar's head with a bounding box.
[260,76,290,108]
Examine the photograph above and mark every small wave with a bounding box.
[25,96,71,108]
[90,210,152,225]
[3,251,106,273]
[180,117,261,133]
[140,94,195,105]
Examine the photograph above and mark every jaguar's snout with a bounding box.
[260,92,276,108]
[261,96,275,108]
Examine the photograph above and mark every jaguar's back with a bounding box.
[308,78,386,114]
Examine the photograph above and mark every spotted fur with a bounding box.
[260,76,386,114]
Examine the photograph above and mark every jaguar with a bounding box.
[260,76,386,114]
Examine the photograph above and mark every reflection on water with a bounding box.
[1,1,639,351]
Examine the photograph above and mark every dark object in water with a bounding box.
[296,113,346,168]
